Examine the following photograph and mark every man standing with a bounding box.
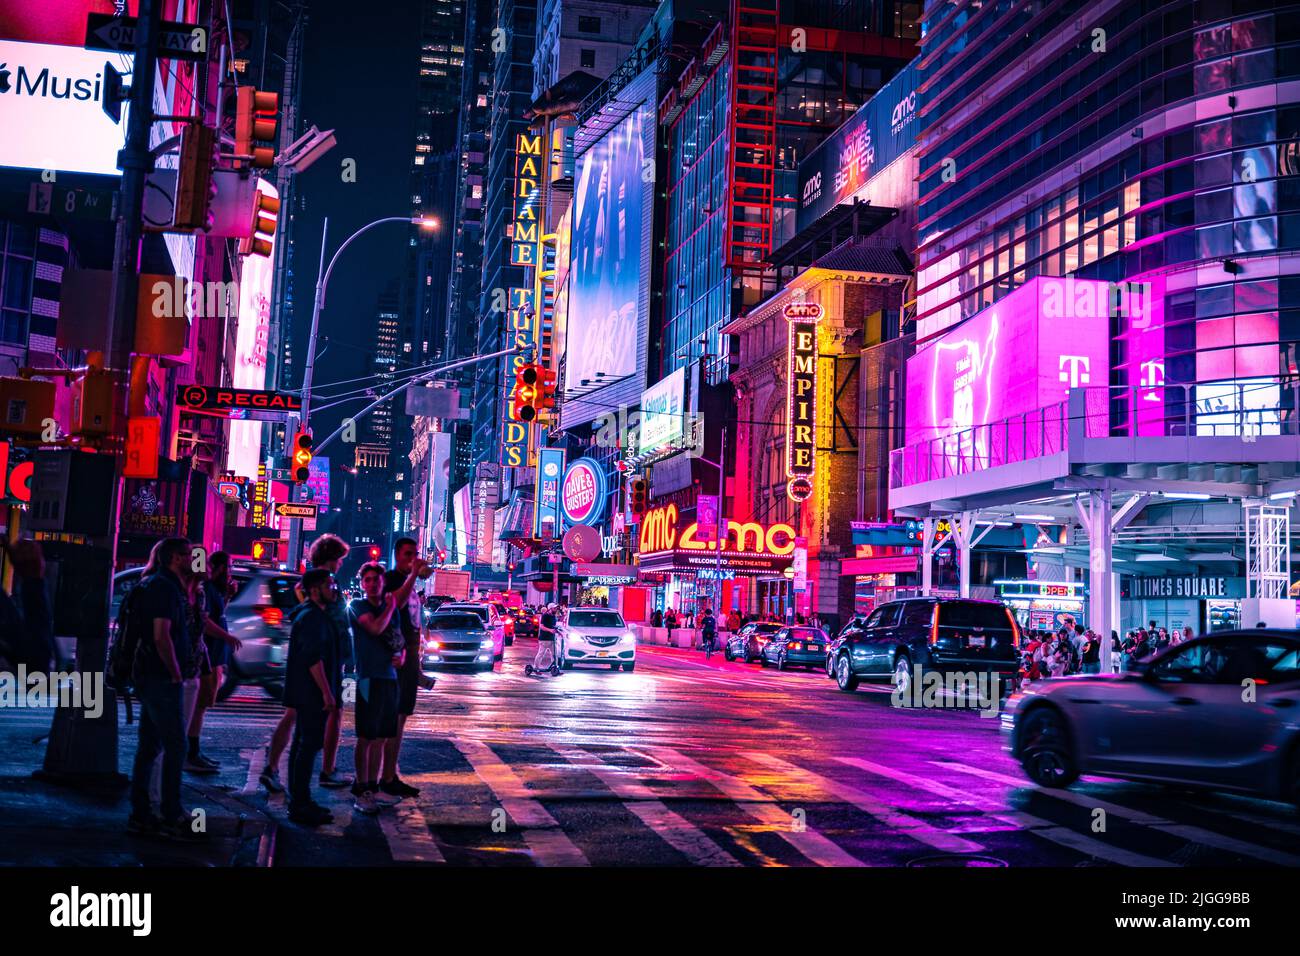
[284,569,341,826]
[128,537,203,840]
[381,537,429,800]
[187,551,241,773]
[348,563,405,813]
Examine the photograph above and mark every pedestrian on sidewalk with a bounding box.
[186,552,241,774]
[0,535,53,674]
[664,608,677,643]
[347,562,405,814]
[1080,629,1102,674]
[128,537,207,841]
[283,569,341,827]
[380,537,430,800]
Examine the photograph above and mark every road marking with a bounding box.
[376,799,445,863]
[453,738,589,866]
[836,756,1174,867]
[644,746,865,867]
[743,752,985,854]
[938,761,1300,867]
[555,746,740,866]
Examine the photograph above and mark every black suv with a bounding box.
[826,597,1020,696]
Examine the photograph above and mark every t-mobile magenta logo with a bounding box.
[1058,355,1091,388]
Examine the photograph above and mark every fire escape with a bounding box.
[725,0,779,276]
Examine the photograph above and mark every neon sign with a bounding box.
[501,287,536,468]
[510,132,542,267]
[560,458,606,527]
[638,503,796,556]
[784,302,822,502]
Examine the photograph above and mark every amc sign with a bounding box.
[0,441,33,505]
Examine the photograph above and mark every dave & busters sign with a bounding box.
[559,458,606,528]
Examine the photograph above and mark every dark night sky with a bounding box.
[289,1,423,459]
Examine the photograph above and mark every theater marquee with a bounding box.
[784,302,822,502]
[636,503,796,576]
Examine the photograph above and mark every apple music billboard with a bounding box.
[905,277,1112,447]
[0,39,133,176]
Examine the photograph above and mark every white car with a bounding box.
[558,607,637,671]
[1004,629,1300,806]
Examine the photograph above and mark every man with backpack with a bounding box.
[126,537,204,841]
[699,606,718,659]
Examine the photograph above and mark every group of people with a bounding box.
[121,532,435,834]
[1020,619,1195,681]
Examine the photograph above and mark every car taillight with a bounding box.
[929,605,940,645]
[1005,608,1020,648]
[258,605,283,627]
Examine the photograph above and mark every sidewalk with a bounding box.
[0,704,276,867]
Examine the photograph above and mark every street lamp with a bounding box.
[287,214,440,567]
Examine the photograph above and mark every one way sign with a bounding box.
[84,13,209,62]
[275,502,319,520]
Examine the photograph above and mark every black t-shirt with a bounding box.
[539,611,557,640]
[285,603,338,711]
[132,570,191,680]
[702,614,717,636]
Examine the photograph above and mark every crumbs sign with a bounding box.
[0,39,131,176]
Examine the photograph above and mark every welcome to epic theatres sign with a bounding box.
[904,276,1112,447]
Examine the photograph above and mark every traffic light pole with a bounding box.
[43,0,163,782]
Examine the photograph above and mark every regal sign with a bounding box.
[178,384,301,415]
[784,302,822,502]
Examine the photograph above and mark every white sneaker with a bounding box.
[371,789,401,807]
[352,791,379,815]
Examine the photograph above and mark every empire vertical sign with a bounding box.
[784,302,822,502]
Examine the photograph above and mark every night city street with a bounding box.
[6,638,1299,870]
[2,0,1300,940]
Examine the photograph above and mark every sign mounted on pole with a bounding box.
[84,13,209,62]
[177,384,301,415]
[784,302,822,502]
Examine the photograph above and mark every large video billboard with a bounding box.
[564,102,649,414]
[905,277,1111,447]
[796,60,918,232]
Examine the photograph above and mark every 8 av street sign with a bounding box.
[84,13,209,62]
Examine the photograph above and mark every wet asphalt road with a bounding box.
[174,638,1300,867]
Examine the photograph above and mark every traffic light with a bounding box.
[535,367,557,418]
[239,188,280,257]
[252,538,278,563]
[172,123,219,231]
[234,87,279,169]
[629,475,648,517]
[291,429,313,482]
[511,364,540,422]
[368,545,381,561]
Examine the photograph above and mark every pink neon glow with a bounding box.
[906,277,1111,447]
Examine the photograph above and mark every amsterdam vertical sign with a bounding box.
[784,302,822,502]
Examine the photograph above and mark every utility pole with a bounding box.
[43,0,163,781]
[714,424,727,611]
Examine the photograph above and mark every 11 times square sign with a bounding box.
[785,302,822,502]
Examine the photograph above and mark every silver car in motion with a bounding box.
[1004,629,1300,808]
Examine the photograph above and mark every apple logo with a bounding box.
[0,64,10,94]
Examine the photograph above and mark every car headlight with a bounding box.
[480,638,494,649]
[426,640,442,650]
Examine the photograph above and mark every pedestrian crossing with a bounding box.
[212,733,1300,868]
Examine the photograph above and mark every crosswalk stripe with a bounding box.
[376,799,446,863]
[743,752,985,854]
[555,746,740,867]
[644,746,865,867]
[936,761,1300,867]
[453,738,589,866]
[836,756,1174,867]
